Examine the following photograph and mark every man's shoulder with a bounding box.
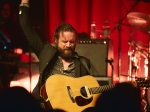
[78,55,90,67]
[78,56,90,61]
[74,52,89,60]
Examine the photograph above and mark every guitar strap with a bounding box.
[79,56,92,75]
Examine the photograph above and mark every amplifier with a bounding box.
[94,77,112,86]
[76,39,114,77]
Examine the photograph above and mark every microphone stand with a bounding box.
[111,0,141,77]
[28,47,32,93]
[105,58,114,84]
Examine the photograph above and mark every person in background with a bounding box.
[19,0,91,111]
[94,82,142,112]
[0,1,28,53]
[0,1,29,94]
[0,86,46,112]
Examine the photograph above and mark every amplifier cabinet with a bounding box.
[76,39,114,77]
[94,77,112,86]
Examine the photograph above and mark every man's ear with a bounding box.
[52,39,57,47]
[54,39,58,44]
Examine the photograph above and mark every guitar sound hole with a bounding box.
[80,86,91,98]
[80,87,87,98]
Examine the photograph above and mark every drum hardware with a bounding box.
[144,59,149,78]
[134,48,149,78]
[128,39,149,83]
[139,50,148,59]
[135,78,150,111]
[128,40,148,51]
[128,45,143,82]
[127,12,150,111]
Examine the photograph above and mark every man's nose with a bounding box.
[66,42,71,47]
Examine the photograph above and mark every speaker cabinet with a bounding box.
[94,77,112,86]
[75,39,114,77]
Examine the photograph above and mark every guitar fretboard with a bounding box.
[91,84,116,94]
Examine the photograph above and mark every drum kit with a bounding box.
[127,12,150,111]
[127,12,150,79]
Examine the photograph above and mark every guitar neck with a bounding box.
[91,84,116,94]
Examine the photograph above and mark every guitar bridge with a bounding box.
[67,86,75,103]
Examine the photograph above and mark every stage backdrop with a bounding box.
[41,0,150,78]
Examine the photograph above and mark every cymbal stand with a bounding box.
[145,31,150,111]
[111,0,141,77]
[147,31,150,79]
[29,48,32,93]
[128,28,134,81]
[128,46,138,82]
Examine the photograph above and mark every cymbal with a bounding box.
[127,12,150,33]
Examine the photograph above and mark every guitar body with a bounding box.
[43,74,101,112]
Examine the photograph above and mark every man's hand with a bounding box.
[21,0,29,4]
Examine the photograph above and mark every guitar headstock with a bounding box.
[135,78,150,88]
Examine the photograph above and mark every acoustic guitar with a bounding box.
[40,74,115,112]
[40,74,149,112]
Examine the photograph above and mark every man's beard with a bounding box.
[57,47,74,61]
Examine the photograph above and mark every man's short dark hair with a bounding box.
[53,23,77,41]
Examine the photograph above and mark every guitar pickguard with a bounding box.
[75,96,93,106]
